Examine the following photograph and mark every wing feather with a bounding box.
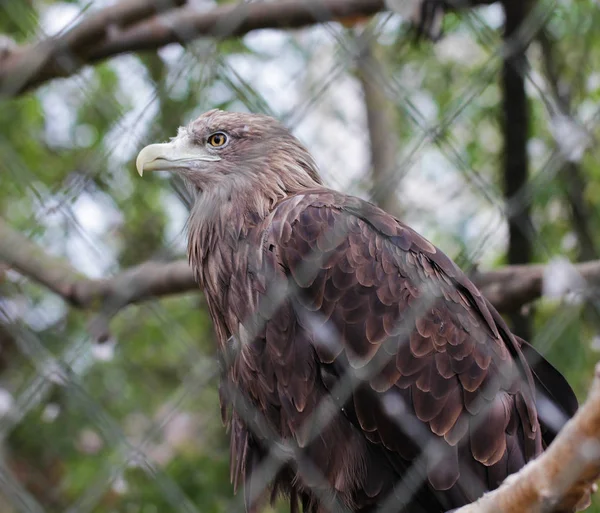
[261,191,545,503]
[223,190,576,511]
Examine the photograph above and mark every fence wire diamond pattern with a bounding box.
[1,1,599,512]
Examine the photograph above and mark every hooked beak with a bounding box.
[136,138,220,176]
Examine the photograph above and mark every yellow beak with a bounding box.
[136,138,221,176]
[136,143,176,176]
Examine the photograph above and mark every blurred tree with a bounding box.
[1,0,600,512]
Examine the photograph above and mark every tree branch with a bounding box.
[455,362,600,513]
[0,0,186,97]
[0,0,387,97]
[0,217,195,340]
[0,218,80,300]
[3,215,600,340]
[1,0,518,97]
[471,261,600,313]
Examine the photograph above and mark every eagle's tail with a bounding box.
[515,335,579,447]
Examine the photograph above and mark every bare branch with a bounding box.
[0,0,186,97]
[0,0,387,97]
[70,259,194,309]
[0,217,80,300]
[57,0,187,51]
[77,259,196,341]
[0,217,196,340]
[4,213,600,337]
[474,259,600,312]
[455,362,600,513]
[0,217,195,308]
[1,0,521,96]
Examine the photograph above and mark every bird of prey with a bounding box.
[136,109,577,513]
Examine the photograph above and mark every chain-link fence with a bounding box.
[1,0,600,512]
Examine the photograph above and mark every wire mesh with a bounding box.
[1,0,599,512]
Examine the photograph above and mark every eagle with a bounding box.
[136,109,578,513]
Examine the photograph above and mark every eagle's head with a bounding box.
[136,109,323,197]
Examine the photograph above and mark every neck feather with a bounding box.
[186,161,321,280]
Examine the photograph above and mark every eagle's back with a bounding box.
[195,189,577,513]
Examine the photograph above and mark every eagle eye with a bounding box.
[207,132,228,148]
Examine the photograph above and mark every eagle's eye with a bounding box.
[207,132,228,148]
